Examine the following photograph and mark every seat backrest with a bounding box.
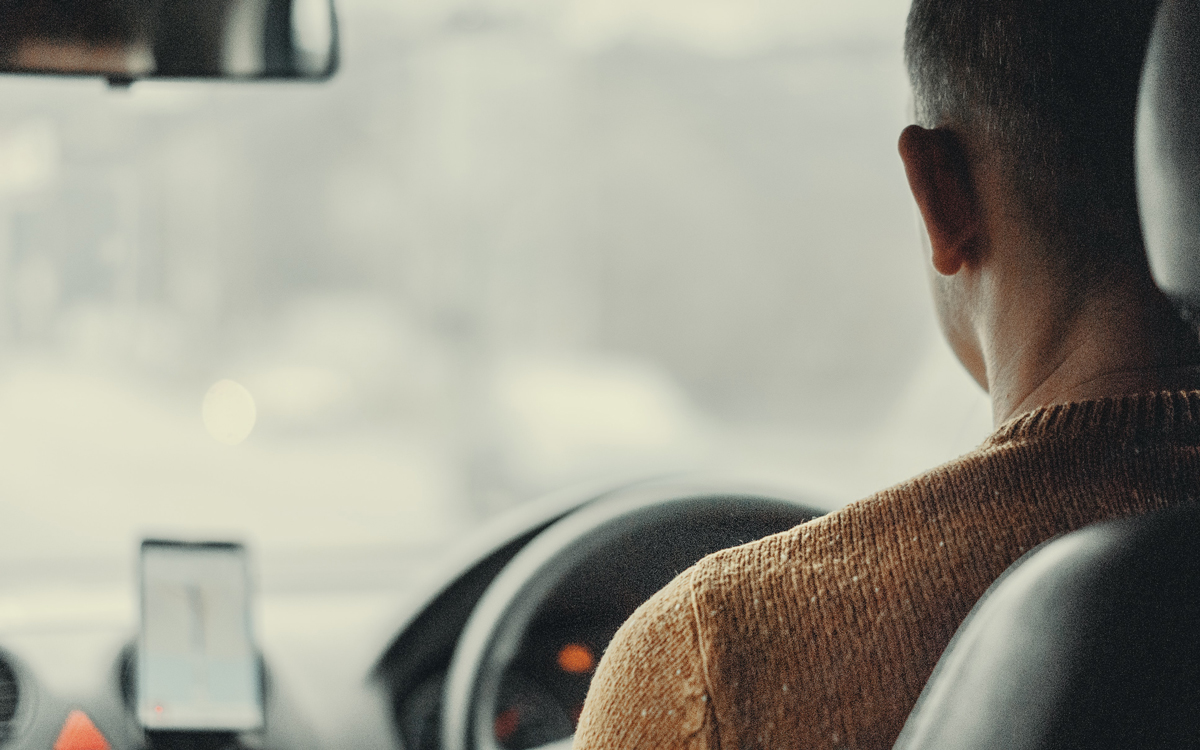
[894,1,1200,747]
[1138,0,1200,312]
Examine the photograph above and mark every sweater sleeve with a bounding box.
[573,569,717,750]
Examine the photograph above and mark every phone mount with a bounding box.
[144,730,240,750]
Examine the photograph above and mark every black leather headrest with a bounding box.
[892,505,1200,750]
[1138,0,1200,314]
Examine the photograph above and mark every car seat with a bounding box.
[892,1,1200,748]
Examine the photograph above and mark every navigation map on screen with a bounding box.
[137,541,263,731]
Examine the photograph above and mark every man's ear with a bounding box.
[898,124,981,276]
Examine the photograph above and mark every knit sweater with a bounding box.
[573,392,1200,750]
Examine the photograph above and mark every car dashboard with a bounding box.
[0,478,830,750]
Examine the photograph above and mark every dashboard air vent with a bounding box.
[0,657,17,743]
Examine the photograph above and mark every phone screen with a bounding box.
[137,540,264,731]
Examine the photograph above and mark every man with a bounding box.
[573,0,1200,748]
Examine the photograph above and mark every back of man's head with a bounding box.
[906,0,1161,278]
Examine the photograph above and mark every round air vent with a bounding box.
[0,656,17,743]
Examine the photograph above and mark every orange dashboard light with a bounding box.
[494,707,521,742]
[54,710,110,750]
[557,643,596,674]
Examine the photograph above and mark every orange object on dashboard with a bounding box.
[494,707,521,742]
[557,643,596,674]
[54,710,110,750]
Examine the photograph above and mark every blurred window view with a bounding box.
[0,0,991,571]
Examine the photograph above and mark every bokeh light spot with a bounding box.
[557,643,596,674]
[202,379,257,445]
[493,707,520,743]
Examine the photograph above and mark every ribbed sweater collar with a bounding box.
[984,391,1200,449]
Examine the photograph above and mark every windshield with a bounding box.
[0,0,990,573]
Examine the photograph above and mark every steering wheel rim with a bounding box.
[440,477,826,750]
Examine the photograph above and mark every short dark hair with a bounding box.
[905,0,1161,273]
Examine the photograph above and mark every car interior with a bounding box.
[0,0,1192,749]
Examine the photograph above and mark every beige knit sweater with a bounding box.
[573,392,1200,750]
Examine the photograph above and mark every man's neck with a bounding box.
[983,271,1200,426]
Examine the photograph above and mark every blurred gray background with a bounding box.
[0,0,991,566]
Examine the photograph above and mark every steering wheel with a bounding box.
[440,477,825,750]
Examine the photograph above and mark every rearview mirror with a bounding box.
[0,0,338,84]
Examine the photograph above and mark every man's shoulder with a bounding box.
[667,446,1047,747]
[575,564,715,750]
[682,411,1200,629]
[584,404,1200,749]
[687,446,997,589]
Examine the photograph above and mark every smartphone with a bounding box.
[136,540,264,732]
